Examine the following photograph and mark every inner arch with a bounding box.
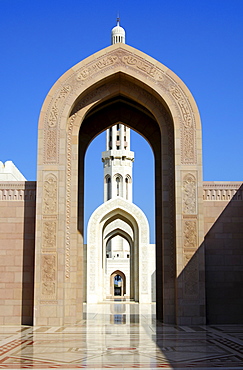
[78,82,176,320]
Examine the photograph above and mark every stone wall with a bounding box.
[0,179,242,325]
[203,182,243,323]
[0,181,36,325]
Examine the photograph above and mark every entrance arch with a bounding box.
[111,270,126,297]
[35,43,205,326]
[86,197,150,303]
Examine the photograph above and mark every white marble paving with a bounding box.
[0,303,242,369]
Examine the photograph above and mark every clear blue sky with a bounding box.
[0,0,242,242]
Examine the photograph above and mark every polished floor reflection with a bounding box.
[0,302,243,369]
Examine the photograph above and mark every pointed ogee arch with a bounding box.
[35,42,205,326]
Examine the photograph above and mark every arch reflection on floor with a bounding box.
[0,303,243,369]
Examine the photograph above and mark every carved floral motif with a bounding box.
[45,129,57,162]
[42,282,55,296]
[48,86,71,128]
[41,255,56,296]
[183,174,197,214]
[43,221,56,249]
[44,85,71,163]
[43,174,57,214]
[170,86,195,163]
[183,220,197,249]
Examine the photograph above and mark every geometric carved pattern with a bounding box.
[64,115,76,280]
[43,174,57,215]
[203,182,243,201]
[0,182,36,201]
[183,173,197,214]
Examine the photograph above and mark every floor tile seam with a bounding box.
[15,352,106,363]
[205,327,243,346]
[178,326,198,332]
[0,335,29,347]
[208,338,243,357]
[0,339,31,359]
[174,352,241,364]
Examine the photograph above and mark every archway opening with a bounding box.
[35,45,204,326]
[111,270,126,297]
[106,234,130,298]
[79,81,175,321]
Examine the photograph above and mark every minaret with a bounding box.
[102,19,134,203]
[111,17,126,44]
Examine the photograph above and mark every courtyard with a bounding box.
[0,302,242,369]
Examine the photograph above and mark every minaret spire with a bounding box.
[103,21,133,202]
[111,16,125,44]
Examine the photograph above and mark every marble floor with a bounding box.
[0,302,243,369]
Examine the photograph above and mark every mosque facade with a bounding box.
[0,21,242,326]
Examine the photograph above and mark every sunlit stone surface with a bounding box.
[0,302,243,369]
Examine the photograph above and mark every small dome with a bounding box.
[111,18,125,44]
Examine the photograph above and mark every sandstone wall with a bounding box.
[0,179,242,325]
[0,182,36,325]
[203,182,243,323]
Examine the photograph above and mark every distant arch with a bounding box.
[110,270,126,296]
[87,197,150,303]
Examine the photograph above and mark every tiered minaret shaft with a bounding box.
[102,124,134,202]
[102,19,134,203]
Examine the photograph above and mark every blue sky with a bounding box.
[0,0,242,242]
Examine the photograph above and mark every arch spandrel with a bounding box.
[39,43,201,166]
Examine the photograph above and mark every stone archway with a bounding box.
[104,220,133,300]
[86,197,150,303]
[110,270,126,297]
[35,43,205,326]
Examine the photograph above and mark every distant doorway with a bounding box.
[114,275,122,296]
[111,270,126,297]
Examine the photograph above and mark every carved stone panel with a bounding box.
[43,174,57,215]
[183,220,197,250]
[183,220,199,297]
[45,129,57,163]
[41,254,56,298]
[44,85,71,163]
[183,173,197,215]
[42,220,56,250]
[170,86,196,164]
